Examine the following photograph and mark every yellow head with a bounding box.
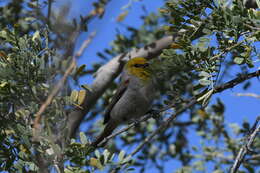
[125,57,151,81]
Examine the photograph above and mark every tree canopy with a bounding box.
[0,0,259,172]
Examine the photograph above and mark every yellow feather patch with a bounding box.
[125,57,151,81]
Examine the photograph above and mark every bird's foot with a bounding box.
[146,109,160,119]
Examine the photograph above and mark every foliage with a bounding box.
[0,0,259,172]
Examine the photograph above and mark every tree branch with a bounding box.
[97,70,260,147]
[214,70,260,93]
[76,31,96,57]
[33,31,96,135]
[230,116,260,173]
[67,35,174,137]
[129,70,260,156]
[66,16,213,138]
[130,99,197,156]
[235,93,260,99]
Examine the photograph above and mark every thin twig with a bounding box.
[210,41,243,62]
[33,59,76,130]
[214,70,260,93]
[47,0,52,25]
[76,31,96,57]
[244,23,260,31]
[98,112,194,146]
[230,116,260,173]
[33,32,96,131]
[235,93,260,99]
[98,114,155,147]
[130,99,197,156]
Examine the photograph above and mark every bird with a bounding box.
[92,57,156,147]
[244,0,258,9]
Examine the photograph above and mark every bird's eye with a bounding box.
[133,63,149,68]
[133,64,142,68]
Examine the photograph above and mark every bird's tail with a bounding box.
[91,121,118,147]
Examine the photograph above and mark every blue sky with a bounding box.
[57,0,259,172]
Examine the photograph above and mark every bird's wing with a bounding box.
[103,74,129,124]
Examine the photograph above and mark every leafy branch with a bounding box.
[130,70,260,156]
[230,116,260,173]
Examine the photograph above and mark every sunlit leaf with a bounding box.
[89,158,103,170]
[199,79,212,86]
[70,90,78,102]
[75,64,86,77]
[118,150,125,162]
[233,57,244,64]
[77,90,86,105]
[32,31,41,42]
[79,132,88,145]
[117,11,129,22]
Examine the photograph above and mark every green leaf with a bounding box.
[79,132,88,145]
[27,2,38,8]
[117,11,129,22]
[232,16,240,24]
[0,81,8,88]
[77,90,86,105]
[202,28,212,35]
[70,139,76,144]
[103,149,110,164]
[89,157,103,170]
[122,155,132,163]
[233,57,244,64]
[46,148,54,155]
[70,90,78,102]
[0,30,7,39]
[17,124,26,133]
[18,151,27,159]
[197,89,213,106]
[22,135,31,148]
[199,79,212,86]
[95,150,100,158]
[109,153,115,162]
[256,0,260,8]
[32,31,41,42]
[14,160,25,170]
[27,162,38,171]
[24,17,36,22]
[75,64,86,77]
[118,150,125,162]
[193,160,205,171]
[199,71,211,78]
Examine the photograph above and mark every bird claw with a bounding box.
[129,119,140,125]
[146,109,160,119]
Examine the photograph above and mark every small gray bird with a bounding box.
[244,0,258,9]
[92,57,156,147]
